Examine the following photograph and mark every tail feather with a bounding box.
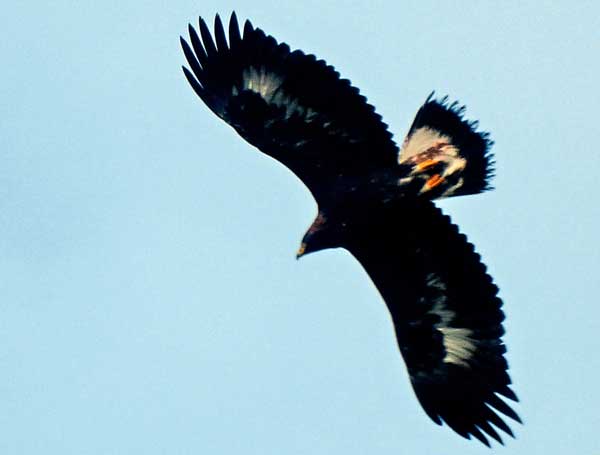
[398,94,494,199]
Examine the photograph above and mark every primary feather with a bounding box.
[181,13,519,447]
[181,13,398,198]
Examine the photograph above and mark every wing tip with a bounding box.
[243,18,255,37]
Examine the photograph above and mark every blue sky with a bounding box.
[2,1,599,453]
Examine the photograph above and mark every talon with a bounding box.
[415,158,440,171]
[424,174,445,190]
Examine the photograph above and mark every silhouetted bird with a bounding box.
[181,13,520,447]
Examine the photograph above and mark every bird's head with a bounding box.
[296,211,346,259]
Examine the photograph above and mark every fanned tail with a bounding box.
[398,94,495,199]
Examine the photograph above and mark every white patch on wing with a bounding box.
[438,327,476,367]
[240,66,317,121]
[426,273,477,367]
[242,66,283,101]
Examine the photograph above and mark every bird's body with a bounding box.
[181,13,520,447]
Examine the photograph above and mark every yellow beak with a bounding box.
[296,243,307,259]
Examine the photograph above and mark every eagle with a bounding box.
[180,13,520,447]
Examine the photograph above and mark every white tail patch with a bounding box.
[397,127,468,198]
[426,273,477,367]
[399,127,454,161]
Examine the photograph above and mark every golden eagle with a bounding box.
[181,13,520,446]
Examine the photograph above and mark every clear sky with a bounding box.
[2,1,599,453]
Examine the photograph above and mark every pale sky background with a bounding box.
[2,1,599,454]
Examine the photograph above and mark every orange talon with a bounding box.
[415,158,440,171]
[424,174,445,190]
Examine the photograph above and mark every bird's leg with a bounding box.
[415,158,443,172]
[398,147,467,197]
[423,174,446,191]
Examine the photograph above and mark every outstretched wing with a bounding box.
[346,201,519,446]
[398,95,495,199]
[180,13,399,199]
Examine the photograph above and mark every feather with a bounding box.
[181,13,519,447]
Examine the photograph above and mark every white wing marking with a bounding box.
[240,66,317,122]
[425,273,477,367]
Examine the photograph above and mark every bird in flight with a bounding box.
[180,12,520,447]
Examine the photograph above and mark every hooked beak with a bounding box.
[296,242,307,260]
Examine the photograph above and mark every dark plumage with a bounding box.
[181,13,520,447]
